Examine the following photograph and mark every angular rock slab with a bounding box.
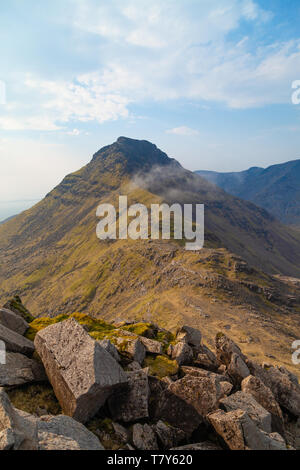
[0,324,34,357]
[0,308,29,336]
[241,375,284,435]
[154,420,186,449]
[220,391,272,433]
[0,352,47,387]
[140,337,163,355]
[208,409,287,451]
[132,423,158,450]
[108,369,149,422]
[34,318,128,423]
[170,342,193,366]
[176,325,202,347]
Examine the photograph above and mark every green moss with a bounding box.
[144,355,179,378]
[25,312,115,341]
[87,417,126,450]
[6,383,61,416]
[122,322,153,337]
[5,296,34,323]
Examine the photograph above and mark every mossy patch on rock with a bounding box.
[87,417,126,450]
[4,296,34,323]
[25,313,115,341]
[144,355,179,378]
[6,383,61,416]
[122,322,154,337]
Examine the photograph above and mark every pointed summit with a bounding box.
[91,136,180,173]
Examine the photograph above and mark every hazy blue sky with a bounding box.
[1,0,300,220]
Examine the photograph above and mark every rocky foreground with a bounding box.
[0,296,300,451]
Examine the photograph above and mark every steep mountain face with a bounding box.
[196,160,300,226]
[0,137,300,372]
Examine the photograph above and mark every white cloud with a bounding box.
[166,126,199,136]
[2,0,300,134]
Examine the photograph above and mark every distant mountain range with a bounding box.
[195,160,300,226]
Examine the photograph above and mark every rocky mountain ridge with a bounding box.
[0,297,299,451]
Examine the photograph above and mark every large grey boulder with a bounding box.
[0,352,47,387]
[108,369,149,422]
[208,409,287,450]
[0,309,29,336]
[0,324,34,357]
[247,360,300,417]
[220,391,272,433]
[241,375,284,435]
[35,414,104,450]
[34,318,127,423]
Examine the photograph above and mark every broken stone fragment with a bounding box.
[132,423,159,450]
[241,375,284,435]
[0,324,35,357]
[0,308,29,336]
[170,341,193,366]
[0,352,47,387]
[176,325,202,347]
[139,336,163,355]
[154,420,186,449]
[219,391,272,433]
[194,344,219,371]
[208,409,287,450]
[108,369,149,422]
[34,318,127,423]
[215,333,245,367]
[97,339,120,362]
[227,353,250,385]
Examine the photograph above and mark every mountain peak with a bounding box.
[91,136,180,173]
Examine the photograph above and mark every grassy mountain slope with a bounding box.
[196,159,300,226]
[0,137,300,372]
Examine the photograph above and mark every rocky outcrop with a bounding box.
[0,324,34,357]
[0,309,28,336]
[0,352,46,387]
[34,318,127,423]
[97,339,120,362]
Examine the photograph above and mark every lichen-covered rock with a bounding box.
[0,388,38,450]
[0,309,29,336]
[34,318,127,423]
[227,353,250,385]
[154,420,186,449]
[97,339,120,362]
[140,337,163,355]
[112,422,129,444]
[132,423,158,450]
[0,324,34,357]
[220,391,272,433]
[208,409,287,450]
[126,361,142,371]
[241,375,284,435]
[170,342,193,366]
[0,352,47,387]
[168,374,231,419]
[118,337,146,365]
[176,326,202,347]
[108,369,149,422]
[194,344,219,371]
[36,414,104,450]
[215,333,245,366]
[247,360,300,418]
